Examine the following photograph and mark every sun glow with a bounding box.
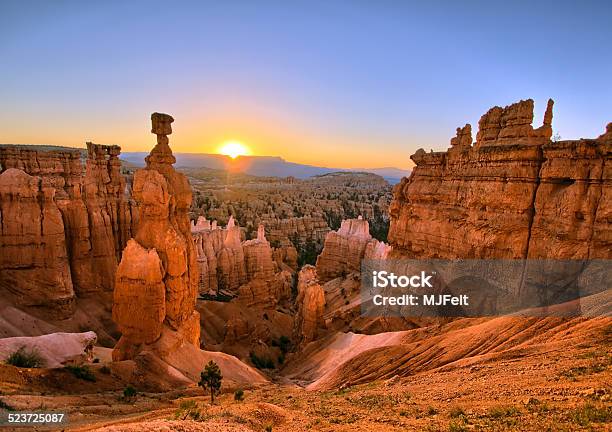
[218,141,250,159]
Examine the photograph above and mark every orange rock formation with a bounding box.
[315,216,391,282]
[389,99,611,260]
[192,217,293,308]
[0,168,74,316]
[0,143,135,318]
[112,113,200,361]
[294,265,326,343]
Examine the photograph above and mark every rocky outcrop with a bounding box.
[449,124,472,150]
[0,331,96,368]
[243,225,277,281]
[217,216,248,292]
[0,168,75,317]
[239,224,292,307]
[273,244,298,271]
[0,143,135,316]
[111,120,267,388]
[475,98,553,147]
[192,218,293,308]
[66,143,134,295]
[258,214,330,248]
[112,113,200,361]
[316,216,391,282]
[113,240,166,356]
[294,265,326,343]
[389,99,611,260]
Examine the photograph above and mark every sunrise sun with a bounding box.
[218,141,250,159]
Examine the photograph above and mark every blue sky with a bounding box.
[0,0,610,168]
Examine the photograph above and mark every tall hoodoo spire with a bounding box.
[112,112,200,361]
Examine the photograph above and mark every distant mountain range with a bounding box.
[121,152,410,184]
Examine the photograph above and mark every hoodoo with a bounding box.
[112,113,200,361]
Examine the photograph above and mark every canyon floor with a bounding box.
[1,317,609,432]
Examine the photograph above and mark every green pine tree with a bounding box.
[199,360,223,403]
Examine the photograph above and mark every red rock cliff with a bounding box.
[388,99,611,260]
[0,143,135,317]
[0,168,74,316]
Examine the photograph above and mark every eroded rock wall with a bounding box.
[316,216,391,282]
[0,143,135,316]
[0,168,75,317]
[388,99,611,260]
[258,214,330,248]
[192,218,292,308]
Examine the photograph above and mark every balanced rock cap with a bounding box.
[151,112,174,135]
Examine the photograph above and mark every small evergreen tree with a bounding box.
[199,360,223,403]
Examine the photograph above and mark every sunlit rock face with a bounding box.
[388,99,611,260]
[192,219,292,308]
[0,143,135,318]
[294,265,326,344]
[528,133,611,259]
[315,216,391,282]
[113,113,200,361]
[239,224,291,307]
[72,142,134,294]
[475,98,553,147]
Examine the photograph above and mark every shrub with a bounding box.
[174,400,202,420]
[64,365,96,382]
[234,388,244,401]
[449,406,465,418]
[448,419,468,432]
[249,352,274,369]
[100,365,111,374]
[5,346,45,368]
[277,335,291,354]
[487,405,520,418]
[0,398,15,411]
[123,385,137,400]
[571,403,612,426]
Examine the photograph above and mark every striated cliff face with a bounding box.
[113,113,200,361]
[316,216,391,282]
[388,99,611,260]
[0,168,74,316]
[0,143,135,317]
